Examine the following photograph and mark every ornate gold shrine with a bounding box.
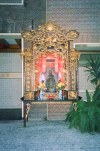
[21,21,80,100]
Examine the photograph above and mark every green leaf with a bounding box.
[84,56,100,86]
[86,90,91,102]
[65,88,100,133]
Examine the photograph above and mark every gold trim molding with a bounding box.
[0,73,21,78]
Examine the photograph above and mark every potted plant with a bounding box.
[65,56,100,133]
[66,87,100,133]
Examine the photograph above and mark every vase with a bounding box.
[58,90,62,100]
[40,90,44,100]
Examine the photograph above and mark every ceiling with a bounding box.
[0,34,100,54]
[0,34,21,52]
[75,43,100,52]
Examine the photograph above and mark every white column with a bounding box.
[21,37,24,118]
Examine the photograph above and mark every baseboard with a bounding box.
[0,108,22,120]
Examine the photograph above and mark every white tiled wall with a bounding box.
[78,66,95,100]
[0,53,21,72]
[0,53,22,108]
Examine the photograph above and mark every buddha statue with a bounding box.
[46,70,56,92]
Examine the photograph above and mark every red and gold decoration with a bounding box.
[21,21,80,100]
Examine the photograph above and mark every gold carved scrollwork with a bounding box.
[68,91,77,99]
[25,92,33,100]
[24,48,32,91]
[22,21,70,57]
[67,30,79,40]
[25,103,31,119]
[70,48,80,90]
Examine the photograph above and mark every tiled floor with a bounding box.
[0,120,100,151]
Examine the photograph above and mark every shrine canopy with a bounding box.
[22,21,79,55]
[21,21,80,100]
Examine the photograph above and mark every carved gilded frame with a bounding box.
[22,21,80,100]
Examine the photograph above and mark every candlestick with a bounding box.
[32,19,34,30]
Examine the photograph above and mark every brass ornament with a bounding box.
[25,92,33,100]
